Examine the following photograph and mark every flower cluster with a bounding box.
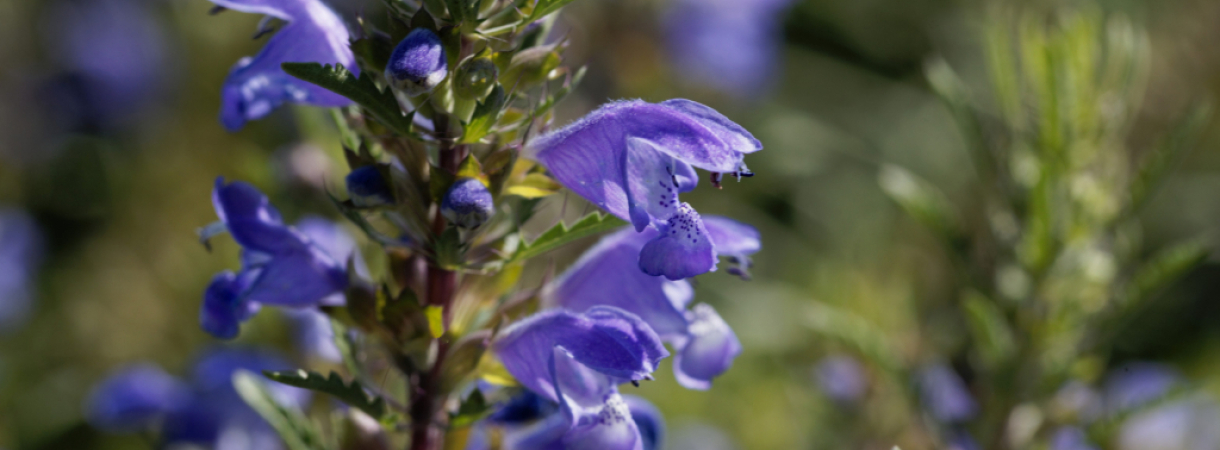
[87,0,763,448]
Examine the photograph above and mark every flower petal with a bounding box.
[242,246,347,307]
[623,396,664,450]
[919,364,977,423]
[212,178,302,253]
[549,227,691,338]
[639,203,715,280]
[551,348,642,450]
[295,216,366,279]
[212,0,357,130]
[282,308,341,362]
[624,138,682,231]
[672,304,741,390]
[200,270,260,339]
[703,215,761,257]
[493,307,668,402]
[660,99,762,154]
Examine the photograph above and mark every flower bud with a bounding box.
[441,178,494,229]
[346,165,393,207]
[453,57,498,100]
[385,28,447,96]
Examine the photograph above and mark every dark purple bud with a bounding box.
[385,28,447,96]
[345,165,394,207]
[441,178,494,229]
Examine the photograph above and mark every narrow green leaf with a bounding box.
[263,370,389,420]
[1129,104,1210,212]
[460,85,507,143]
[805,301,902,372]
[961,291,1016,367]
[425,305,445,338]
[508,212,628,263]
[232,371,330,450]
[280,63,420,139]
[449,389,492,428]
[878,164,962,246]
[527,0,577,21]
[1119,238,1209,310]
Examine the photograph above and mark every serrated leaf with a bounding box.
[460,85,507,144]
[264,370,389,420]
[508,212,627,263]
[281,63,420,139]
[232,371,330,450]
[426,305,445,338]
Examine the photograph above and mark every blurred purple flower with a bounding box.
[281,308,342,362]
[491,307,668,449]
[815,355,866,404]
[441,178,495,229]
[526,99,761,280]
[547,220,757,389]
[0,208,43,332]
[201,178,360,339]
[1050,426,1098,450]
[1117,397,1220,450]
[1104,362,1179,412]
[210,0,357,131]
[346,165,394,207]
[624,395,665,450]
[918,364,977,423]
[663,0,794,99]
[44,0,171,130]
[86,347,309,449]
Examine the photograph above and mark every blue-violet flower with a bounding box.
[663,0,794,99]
[0,208,43,333]
[526,99,761,280]
[210,0,358,131]
[546,219,758,389]
[491,307,669,449]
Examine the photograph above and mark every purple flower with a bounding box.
[202,178,359,339]
[1050,427,1098,450]
[210,0,357,131]
[86,348,309,449]
[441,178,495,229]
[385,28,448,96]
[0,208,43,332]
[491,307,669,449]
[918,364,977,423]
[526,99,761,280]
[624,395,665,450]
[547,220,757,389]
[663,0,793,99]
[815,355,866,404]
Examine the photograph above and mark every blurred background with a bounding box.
[3,0,1220,448]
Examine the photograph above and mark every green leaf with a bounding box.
[878,164,962,246]
[804,301,902,372]
[232,371,330,450]
[526,0,577,21]
[440,331,490,393]
[961,291,1016,367]
[504,173,561,199]
[425,305,445,338]
[1119,238,1209,310]
[460,85,507,143]
[280,63,420,139]
[263,370,389,420]
[449,390,492,428]
[508,212,627,263]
